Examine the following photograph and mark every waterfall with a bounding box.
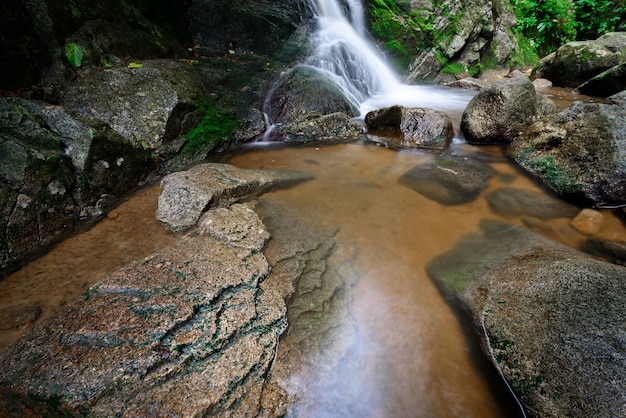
[260,0,475,142]
[304,0,400,108]
[305,0,474,120]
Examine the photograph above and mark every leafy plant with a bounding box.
[513,0,577,55]
[65,43,83,68]
[183,98,238,155]
[573,0,626,39]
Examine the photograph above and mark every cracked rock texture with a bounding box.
[0,170,356,417]
[157,163,312,232]
[0,200,284,416]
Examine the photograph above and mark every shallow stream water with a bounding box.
[1,91,622,417]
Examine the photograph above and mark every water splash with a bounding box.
[258,0,474,143]
[306,0,474,120]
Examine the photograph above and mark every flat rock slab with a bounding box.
[398,154,496,205]
[427,220,626,418]
[156,163,311,232]
[0,202,287,416]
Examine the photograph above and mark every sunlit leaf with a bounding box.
[127,62,143,69]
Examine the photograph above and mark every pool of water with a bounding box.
[221,140,625,417]
[1,98,623,416]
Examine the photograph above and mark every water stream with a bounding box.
[1,0,623,416]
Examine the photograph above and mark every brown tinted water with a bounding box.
[1,92,625,416]
[224,141,626,417]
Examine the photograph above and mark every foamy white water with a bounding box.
[307,0,474,119]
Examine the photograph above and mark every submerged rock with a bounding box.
[582,237,626,265]
[365,105,454,150]
[426,220,626,418]
[485,188,579,219]
[157,163,311,232]
[398,154,496,205]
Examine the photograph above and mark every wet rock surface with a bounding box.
[0,169,356,417]
[507,95,626,206]
[156,163,312,232]
[427,220,626,418]
[398,154,496,205]
[274,112,365,144]
[266,66,359,126]
[485,188,579,219]
[365,105,454,150]
[461,78,554,145]
[254,195,359,417]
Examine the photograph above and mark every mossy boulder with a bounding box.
[427,220,626,418]
[265,65,359,125]
[0,97,155,277]
[507,96,626,206]
[540,32,626,88]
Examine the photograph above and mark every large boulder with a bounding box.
[427,220,626,418]
[0,202,285,416]
[365,105,454,150]
[507,96,626,206]
[61,60,205,157]
[156,163,311,232]
[461,78,555,145]
[265,65,359,126]
[0,97,155,276]
[485,188,579,219]
[540,32,626,89]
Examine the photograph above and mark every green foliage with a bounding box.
[65,43,83,68]
[183,98,238,155]
[368,0,424,70]
[574,0,626,39]
[441,61,466,75]
[513,0,577,55]
[526,155,581,193]
[513,0,625,55]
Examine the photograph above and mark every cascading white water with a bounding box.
[304,0,400,108]
[259,0,475,142]
[306,0,475,121]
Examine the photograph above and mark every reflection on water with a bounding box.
[1,139,625,416]
[226,141,626,417]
